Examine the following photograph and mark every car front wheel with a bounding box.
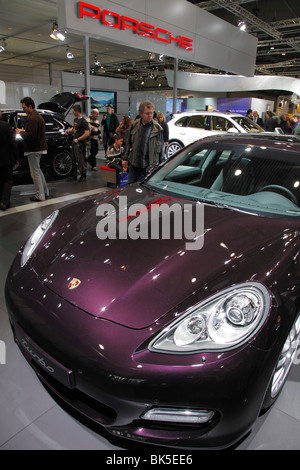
[49,149,73,179]
[262,312,300,410]
[166,141,183,158]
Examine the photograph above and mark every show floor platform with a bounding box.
[1,153,300,450]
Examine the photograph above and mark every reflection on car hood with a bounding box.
[32,186,290,329]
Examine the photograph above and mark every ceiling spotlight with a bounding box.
[50,23,66,41]
[0,40,6,52]
[66,48,74,59]
[238,21,247,32]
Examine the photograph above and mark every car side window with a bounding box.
[211,117,233,131]
[42,115,60,131]
[187,115,207,129]
[1,113,14,127]
[218,149,233,162]
[17,113,28,129]
[174,116,188,127]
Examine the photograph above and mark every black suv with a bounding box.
[2,92,89,180]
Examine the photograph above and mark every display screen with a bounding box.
[89,90,117,112]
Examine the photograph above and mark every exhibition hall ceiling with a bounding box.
[1,0,300,93]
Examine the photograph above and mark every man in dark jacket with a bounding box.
[66,104,90,181]
[124,100,164,183]
[0,111,18,210]
[101,104,119,153]
[16,97,49,201]
[253,111,264,127]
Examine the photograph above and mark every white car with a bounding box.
[166,111,264,157]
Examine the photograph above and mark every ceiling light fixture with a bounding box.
[238,21,247,32]
[50,22,66,41]
[0,40,7,52]
[66,48,74,59]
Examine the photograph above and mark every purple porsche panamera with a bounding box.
[5,133,300,449]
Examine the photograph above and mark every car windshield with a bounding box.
[146,139,300,218]
[231,116,264,132]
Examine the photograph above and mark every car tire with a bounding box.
[261,312,300,411]
[48,149,73,179]
[166,141,183,158]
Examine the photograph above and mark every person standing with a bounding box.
[86,108,102,171]
[124,100,164,184]
[246,109,253,120]
[156,112,169,152]
[279,114,292,134]
[292,114,300,135]
[264,110,276,132]
[115,114,131,139]
[66,104,90,182]
[253,111,264,127]
[101,104,119,153]
[0,110,18,210]
[16,97,49,202]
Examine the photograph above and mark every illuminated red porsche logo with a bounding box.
[78,1,193,51]
[68,278,81,290]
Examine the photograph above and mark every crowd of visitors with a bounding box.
[246,107,299,134]
[1,97,300,212]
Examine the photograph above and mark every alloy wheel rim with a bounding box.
[167,143,182,157]
[271,314,300,398]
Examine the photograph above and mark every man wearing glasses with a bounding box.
[125,100,164,183]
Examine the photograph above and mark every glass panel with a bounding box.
[174,116,188,127]
[187,115,207,129]
[231,116,263,132]
[211,117,233,132]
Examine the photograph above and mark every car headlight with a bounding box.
[21,210,59,267]
[149,282,270,353]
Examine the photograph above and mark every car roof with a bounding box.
[193,132,300,150]
[171,111,245,118]
[1,108,55,115]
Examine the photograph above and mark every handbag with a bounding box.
[118,171,129,187]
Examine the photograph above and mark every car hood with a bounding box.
[37,92,89,118]
[32,186,292,329]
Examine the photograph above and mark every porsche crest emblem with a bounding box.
[68,278,81,290]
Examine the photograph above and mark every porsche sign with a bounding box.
[78,1,193,51]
